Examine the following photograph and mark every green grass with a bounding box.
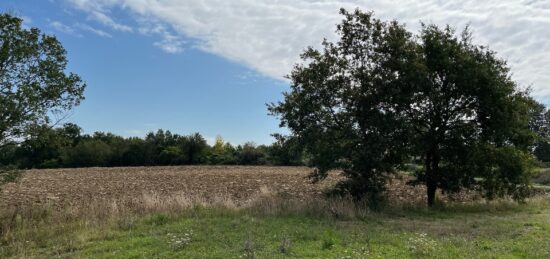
[2,198,550,258]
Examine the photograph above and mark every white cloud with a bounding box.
[50,20,113,38]
[153,37,184,54]
[66,0,133,32]
[89,10,133,32]
[139,23,185,53]
[49,20,82,37]
[76,23,112,38]
[64,0,550,99]
[50,20,72,33]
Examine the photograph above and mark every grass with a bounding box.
[1,195,550,258]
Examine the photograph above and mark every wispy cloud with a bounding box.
[66,0,133,32]
[49,20,82,37]
[76,23,112,38]
[139,23,185,53]
[63,0,550,98]
[153,37,184,54]
[49,20,113,38]
[89,10,133,32]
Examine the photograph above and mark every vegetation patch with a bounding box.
[1,194,549,258]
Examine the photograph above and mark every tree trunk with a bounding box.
[427,178,437,207]
[425,146,440,207]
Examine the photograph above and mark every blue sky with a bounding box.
[0,0,289,145]
[2,0,549,144]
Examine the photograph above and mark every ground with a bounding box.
[0,166,338,209]
[0,166,477,210]
[1,166,549,258]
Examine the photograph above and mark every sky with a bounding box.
[1,0,549,145]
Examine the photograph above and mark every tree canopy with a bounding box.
[0,13,85,147]
[269,9,539,206]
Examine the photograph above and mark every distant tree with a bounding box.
[60,123,82,143]
[6,123,80,168]
[208,136,237,164]
[159,146,184,165]
[17,125,65,168]
[145,130,180,164]
[182,133,208,164]
[0,143,16,165]
[269,9,536,206]
[266,134,304,166]
[212,136,226,154]
[535,142,550,163]
[527,101,550,162]
[5,126,309,168]
[121,138,154,166]
[65,139,112,167]
[0,143,18,184]
[0,14,85,148]
[90,132,131,166]
[236,142,265,165]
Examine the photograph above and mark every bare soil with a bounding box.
[0,166,479,210]
[0,166,339,209]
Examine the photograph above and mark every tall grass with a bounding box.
[1,184,548,257]
[2,186,548,233]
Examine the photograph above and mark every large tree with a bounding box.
[269,9,537,206]
[0,13,85,147]
[403,24,535,205]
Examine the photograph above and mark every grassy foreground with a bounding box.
[2,196,550,258]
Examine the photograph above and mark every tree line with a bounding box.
[0,124,303,169]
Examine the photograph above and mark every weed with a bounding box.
[321,231,336,250]
[145,214,169,226]
[278,235,292,255]
[116,217,137,231]
[167,230,193,250]
[407,233,437,256]
[241,239,256,259]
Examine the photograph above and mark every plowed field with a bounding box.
[0,166,484,210]
[0,166,340,209]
